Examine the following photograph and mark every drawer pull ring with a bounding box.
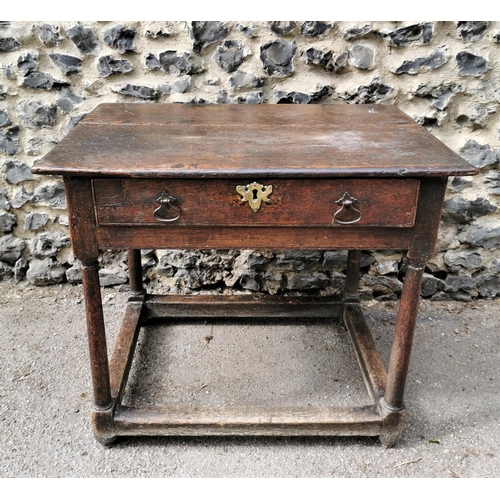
[236,182,273,212]
[153,191,181,222]
[333,192,362,225]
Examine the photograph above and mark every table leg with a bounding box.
[81,260,116,445]
[379,259,424,446]
[127,249,144,296]
[344,250,361,302]
[379,177,447,446]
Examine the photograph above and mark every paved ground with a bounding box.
[1,281,499,478]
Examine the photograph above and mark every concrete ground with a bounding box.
[1,281,499,478]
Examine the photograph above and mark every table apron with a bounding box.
[95,225,412,251]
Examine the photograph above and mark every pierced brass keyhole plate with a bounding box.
[236,182,273,212]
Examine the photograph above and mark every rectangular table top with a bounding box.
[33,103,477,179]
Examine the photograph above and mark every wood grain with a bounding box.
[143,294,343,319]
[93,178,420,228]
[113,404,383,436]
[96,225,413,251]
[33,104,477,178]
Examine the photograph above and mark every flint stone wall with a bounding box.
[1,21,500,301]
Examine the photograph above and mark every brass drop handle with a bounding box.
[332,192,362,225]
[153,191,181,222]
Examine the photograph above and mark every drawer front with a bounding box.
[93,178,420,228]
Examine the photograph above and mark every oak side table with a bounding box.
[33,103,476,446]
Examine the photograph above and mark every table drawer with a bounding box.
[93,178,420,228]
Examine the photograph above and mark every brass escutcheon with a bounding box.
[332,192,362,225]
[236,182,273,212]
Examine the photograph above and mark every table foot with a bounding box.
[91,405,116,446]
[379,398,405,447]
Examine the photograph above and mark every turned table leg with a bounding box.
[344,250,361,303]
[379,177,448,446]
[81,260,116,445]
[127,249,145,299]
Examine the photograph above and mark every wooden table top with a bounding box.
[33,103,477,179]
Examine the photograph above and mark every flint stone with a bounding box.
[23,71,67,91]
[213,40,249,72]
[66,22,101,56]
[342,24,373,40]
[490,259,500,272]
[322,250,348,268]
[444,275,476,294]
[274,91,310,104]
[376,260,398,275]
[0,37,20,52]
[393,46,449,74]
[456,51,488,76]
[239,273,260,291]
[230,71,263,89]
[2,65,15,79]
[14,257,28,280]
[99,266,128,287]
[459,139,497,168]
[16,101,57,128]
[145,25,171,38]
[457,21,489,42]
[284,271,330,290]
[189,22,228,54]
[458,221,500,249]
[260,40,297,76]
[0,22,11,27]
[0,109,11,128]
[301,48,348,72]
[49,52,82,75]
[414,83,462,110]
[349,44,375,70]
[269,22,296,36]
[38,24,62,47]
[235,23,258,38]
[24,212,50,230]
[485,171,500,195]
[27,258,66,286]
[273,85,332,104]
[444,195,496,222]
[0,189,9,209]
[104,24,136,54]
[56,87,84,113]
[33,183,66,209]
[146,51,204,75]
[0,125,20,154]
[30,231,70,258]
[0,261,13,280]
[360,275,402,300]
[247,253,272,271]
[0,212,16,232]
[379,22,433,47]
[117,84,158,100]
[340,77,394,104]
[494,31,500,42]
[276,250,322,271]
[66,113,87,133]
[11,187,33,208]
[158,250,197,269]
[2,160,34,184]
[98,55,132,77]
[17,52,38,76]
[66,264,82,283]
[300,22,332,37]
[157,77,191,95]
[477,274,500,298]
[444,249,482,272]
[421,273,445,298]
[0,234,25,263]
[216,91,263,104]
[449,176,473,192]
